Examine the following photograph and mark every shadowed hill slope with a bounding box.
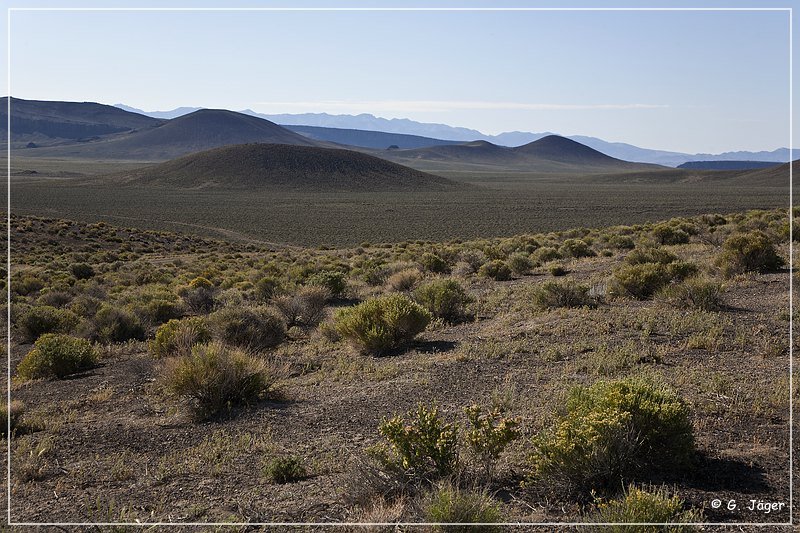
[18,109,331,160]
[95,143,468,191]
[1,97,162,142]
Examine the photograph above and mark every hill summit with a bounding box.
[103,143,467,191]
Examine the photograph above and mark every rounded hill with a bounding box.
[104,143,467,191]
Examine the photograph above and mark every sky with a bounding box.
[0,0,795,154]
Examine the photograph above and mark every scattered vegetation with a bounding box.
[413,278,471,322]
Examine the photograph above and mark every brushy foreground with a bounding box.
[4,207,794,526]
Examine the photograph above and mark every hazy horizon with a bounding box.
[2,1,795,154]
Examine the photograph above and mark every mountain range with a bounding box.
[114,104,792,167]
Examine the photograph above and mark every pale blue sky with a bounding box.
[0,0,795,153]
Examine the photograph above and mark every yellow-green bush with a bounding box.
[150,317,211,358]
[162,342,277,420]
[478,260,512,281]
[715,230,784,277]
[422,482,503,532]
[371,403,459,481]
[90,305,146,344]
[656,276,724,311]
[17,305,79,343]
[531,280,595,309]
[208,306,286,351]
[610,261,697,300]
[17,333,98,380]
[334,294,431,355]
[413,279,471,322]
[588,485,702,532]
[559,238,595,259]
[528,379,694,495]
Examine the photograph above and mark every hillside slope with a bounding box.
[96,143,467,191]
[1,97,161,143]
[383,135,663,173]
[19,109,331,160]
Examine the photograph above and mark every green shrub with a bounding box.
[657,277,724,311]
[69,262,95,280]
[531,246,561,265]
[715,231,785,277]
[652,224,690,245]
[478,260,512,281]
[608,235,636,250]
[624,247,677,266]
[386,268,422,292]
[532,280,595,309]
[528,379,694,496]
[273,286,329,328]
[17,305,79,343]
[17,334,98,380]
[91,305,146,344]
[371,403,459,481]
[420,253,450,274]
[588,485,702,532]
[150,317,211,358]
[255,276,281,303]
[559,239,595,259]
[464,405,520,479]
[610,262,697,300]
[162,342,277,420]
[414,279,471,322]
[137,297,183,326]
[265,455,306,484]
[507,252,533,275]
[422,482,503,532]
[306,270,347,298]
[188,276,214,289]
[549,264,567,276]
[12,272,45,296]
[334,294,431,355]
[208,306,286,351]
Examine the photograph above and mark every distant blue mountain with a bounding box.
[114,104,793,167]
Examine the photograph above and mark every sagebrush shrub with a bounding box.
[715,230,784,277]
[334,294,431,355]
[652,224,690,245]
[91,305,146,344]
[588,485,702,531]
[151,317,211,358]
[531,247,561,265]
[608,235,635,250]
[657,276,724,311]
[17,333,98,380]
[624,247,677,266]
[528,379,694,496]
[162,342,277,420]
[610,261,697,300]
[273,286,329,328]
[413,279,471,322]
[531,280,595,309]
[422,482,503,532]
[17,305,79,343]
[306,270,347,298]
[265,455,306,484]
[478,260,512,281]
[386,268,422,292]
[420,253,450,274]
[69,262,95,280]
[559,239,595,259]
[371,403,459,481]
[507,252,533,275]
[208,306,286,350]
[180,280,216,314]
[255,276,280,303]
